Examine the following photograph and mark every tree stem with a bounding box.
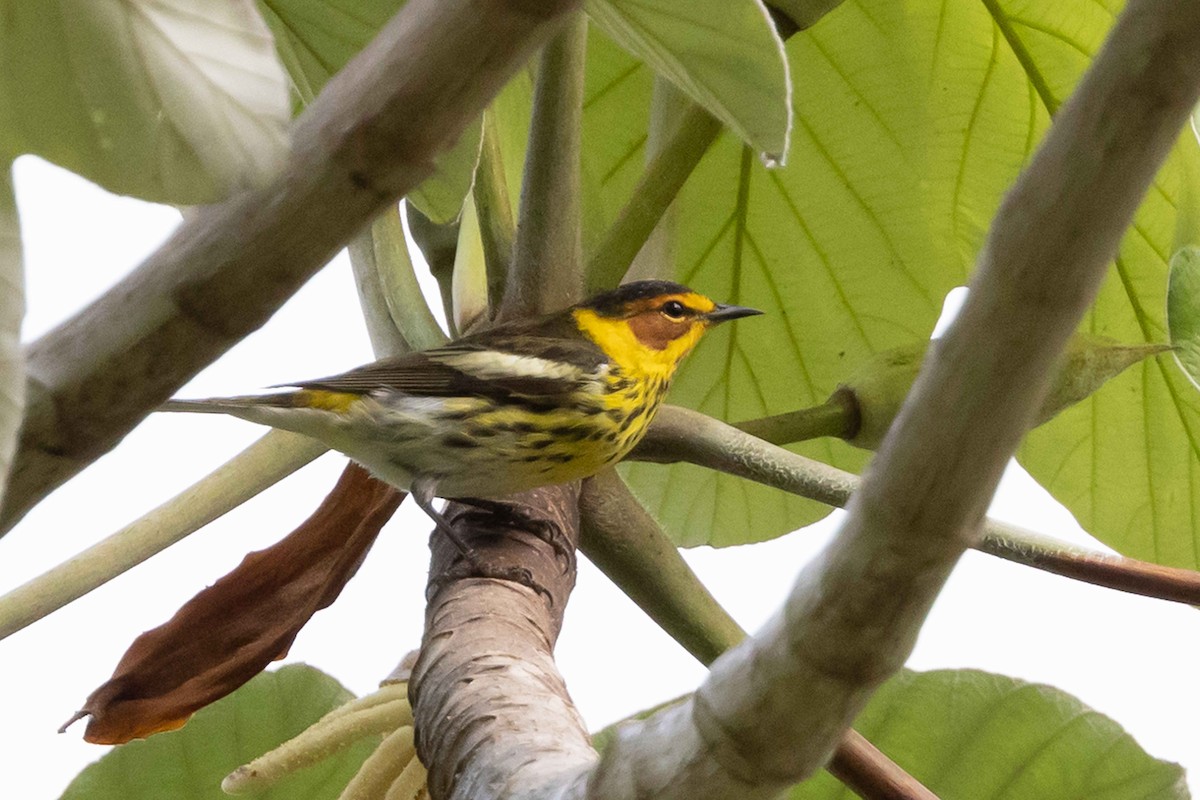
[637,405,1200,607]
[586,105,722,292]
[579,469,745,664]
[506,13,589,318]
[0,430,327,641]
[580,469,941,800]
[734,395,857,444]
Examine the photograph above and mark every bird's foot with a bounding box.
[452,497,574,566]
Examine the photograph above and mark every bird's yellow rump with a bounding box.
[162,280,761,551]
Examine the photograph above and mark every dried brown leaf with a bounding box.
[68,462,402,744]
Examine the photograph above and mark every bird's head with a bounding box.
[572,281,762,379]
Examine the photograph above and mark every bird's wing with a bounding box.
[286,334,609,401]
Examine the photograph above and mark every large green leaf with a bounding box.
[614,0,1200,555]
[622,0,950,547]
[259,0,481,224]
[257,0,401,105]
[586,0,791,161]
[957,1,1200,570]
[592,669,1185,799]
[790,669,1187,799]
[61,665,376,800]
[579,28,655,253]
[0,0,289,204]
[407,116,483,225]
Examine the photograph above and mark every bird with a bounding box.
[162,280,761,554]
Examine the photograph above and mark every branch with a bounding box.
[636,405,1200,606]
[579,469,744,664]
[410,20,596,798]
[0,430,326,641]
[579,470,939,800]
[635,406,856,507]
[585,105,722,291]
[976,526,1200,605]
[410,486,593,800]
[505,14,588,318]
[571,1,1200,795]
[348,203,449,354]
[4,0,581,532]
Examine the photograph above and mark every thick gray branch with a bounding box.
[4,0,580,532]
[411,485,593,800]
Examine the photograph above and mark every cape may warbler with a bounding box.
[163,281,760,550]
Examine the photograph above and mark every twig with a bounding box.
[828,731,940,800]
[0,430,327,641]
[733,395,857,445]
[977,527,1200,605]
[349,223,413,359]
[4,0,581,532]
[348,204,448,353]
[635,405,1200,607]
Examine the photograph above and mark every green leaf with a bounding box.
[593,670,1185,799]
[580,29,655,253]
[408,117,483,224]
[957,0,1200,570]
[790,670,1187,800]
[585,0,791,161]
[260,0,479,226]
[0,0,289,204]
[607,0,1200,557]
[1168,246,1200,389]
[257,0,401,105]
[61,665,376,800]
[0,164,23,512]
[622,0,947,547]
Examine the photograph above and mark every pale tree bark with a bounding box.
[411,21,594,798]
[407,0,1200,797]
[2,0,581,533]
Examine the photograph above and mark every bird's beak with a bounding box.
[704,303,763,324]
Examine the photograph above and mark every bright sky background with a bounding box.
[2,156,1198,798]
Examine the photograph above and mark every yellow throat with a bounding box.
[571,306,707,383]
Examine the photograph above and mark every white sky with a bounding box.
[2,156,1197,798]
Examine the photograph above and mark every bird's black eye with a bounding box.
[660,300,688,320]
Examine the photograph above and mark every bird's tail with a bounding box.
[159,393,300,414]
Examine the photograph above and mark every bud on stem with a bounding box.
[835,334,1170,450]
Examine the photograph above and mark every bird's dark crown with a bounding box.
[579,280,696,317]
